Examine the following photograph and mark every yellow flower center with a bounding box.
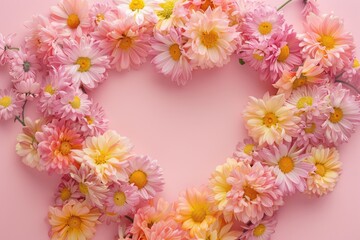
[70,96,81,109]
[60,188,71,201]
[296,96,313,109]
[96,13,105,24]
[129,0,145,11]
[293,76,307,89]
[67,14,80,29]
[353,58,360,68]
[59,141,72,155]
[243,144,254,155]
[85,116,94,125]
[258,22,273,35]
[243,185,258,201]
[79,183,89,195]
[263,112,278,128]
[113,192,126,206]
[319,35,335,49]
[253,224,266,237]
[304,122,316,134]
[76,57,91,72]
[158,0,175,19]
[200,0,214,11]
[201,31,218,49]
[68,216,82,228]
[329,107,343,123]
[278,156,294,174]
[277,45,290,62]
[119,37,133,50]
[169,44,181,61]
[0,96,12,108]
[44,84,55,95]
[191,205,207,223]
[129,170,148,189]
[315,163,326,177]
[95,154,108,165]
[253,53,264,61]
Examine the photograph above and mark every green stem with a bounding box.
[277,0,293,11]
[335,79,360,95]
[14,98,28,126]
[14,116,25,126]
[4,46,19,51]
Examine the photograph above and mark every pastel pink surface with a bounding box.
[0,0,360,239]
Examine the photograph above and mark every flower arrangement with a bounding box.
[1,0,360,239]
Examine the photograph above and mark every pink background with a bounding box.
[1,0,360,239]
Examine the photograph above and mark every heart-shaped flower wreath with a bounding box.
[1,0,359,239]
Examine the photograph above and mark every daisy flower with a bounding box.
[124,155,164,200]
[114,0,157,25]
[54,175,82,206]
[175,187,218,237]
[50,0,91,39]
[224,162,283,224]
[55,37,110,89]
[93,10,151,71]
[105,183,140,217]
[73,130,133,184]
[242,5,285,41]
[70,164,108,208]
[0,33,15,65]
[183,7,239,69]
[260,143,314,195]
[151,28,192,85]
[299,13,355,76]
[233,138,259,164]
[0,88,22,121]
[89,2,115,29]
[80,102,109,137]
[16,118,45,170]
[8,48,41,82]
[36,119,84,174]
[240,215,277,240]
[305,146,342,197]
[243,93,300,145]
[295,116,326,147]
[48,200,101,240]
[322,84,360,145]
[238,38,269,72]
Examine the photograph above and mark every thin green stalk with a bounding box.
[14,98,28,126]
[277,0,293,11]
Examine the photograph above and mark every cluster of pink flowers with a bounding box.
[1,0,360,239]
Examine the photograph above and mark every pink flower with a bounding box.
[54,175,82,206]
[295,115,326,147]
[8,48,41,82]
[14,78,40,100]
[299,13,355,76]
[183,7,239,69]
[88,2,115,29]
[225,162,283,224]
[0,88,22,121]
[238,38,269,72]
[79,102,109,137]
[233,138,259,165]
[302,0,320,18]
[55,37,110,89]
[146,219,187,240]
[0,33,15,65]
[50,0,91,39]
[240,215,277,240]
[124,155,164,200]
[260,143,314,195]
[151,28,193,85]
[36,119,84,174]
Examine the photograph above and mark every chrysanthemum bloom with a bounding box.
[273,57,327,98]
[114,0,157,25]
[243,93,300,145]
[233,138,259,164]
[299,13,355,76]
[238,38,269,72]
[242,5,285,41]
[224,162,283,224]
[36,120,84,174]
[154,0,180,31]
[93,9,151,71]
[260,143,314,195]
[295,115,326,147]
[89,2,114,29]
[80,102,109,137]
[55,88,92,121]
[48,200,101,240]
[341,58,360,88]
[70,164,108,208]
[55,37,110,89]
[105,183,140,217]
[50,0,91,39]
[14,78,41,100]
[0,88,22,121]
[209,158,240,211]
[322,84,360,145]
[175,187,218,237]
[183,7,239,69]
[146,219,189,240]
[8,48,41,82]
[305,146,342,197]
[54,175,82,206]
[240,215,277,240]
[73,130,133,183]
[302,0,320,18]
[16,118,45,170]
[194,218,241,240]
[0,33,15,65]
[124,155,164,200]
[151,28,192,85]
